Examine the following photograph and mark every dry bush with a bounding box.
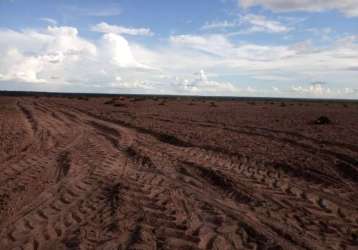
[314,116,332,125]
[210,102,217,107]
[130,97,146,102]
[77,96,89,101]
[104,98,116,105]
[113,103,127,108]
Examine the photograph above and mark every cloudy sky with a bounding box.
[0,0,357,98]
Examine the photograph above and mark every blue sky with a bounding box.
[0,0,357,98]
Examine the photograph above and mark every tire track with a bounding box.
[1,97,357,250]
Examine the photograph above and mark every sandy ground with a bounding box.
[0,95,357,250]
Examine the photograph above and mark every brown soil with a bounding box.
[0,96,357,250]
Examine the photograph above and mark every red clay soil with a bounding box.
[0,96,357,250]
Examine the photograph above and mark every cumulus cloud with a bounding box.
[0,26,98,84]
[291,82,331,96]
[91,22,154,36]
[172,69,240,95]
[0,26,150,86]
[0,49,46,83]
[46,26,97,56]
[100,33,144,68]
[291,82,358,98]
[239,0,358,17]
[165,33,358,97]
[0,25,357,97]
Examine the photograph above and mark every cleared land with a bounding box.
[0,95,357,250]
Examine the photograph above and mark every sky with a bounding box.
[0,0,357,98]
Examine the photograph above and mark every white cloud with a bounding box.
[241,14,291,33]
[163,33,358,97]
[0,26,98,84]
[201,14,290,34]
[291,82,331,96]
[202,20,238,30]
[100,33,142,68]
[272,86,280,92]
[39,18,57,25]
[291,82,358,98]
[110,78,154,90]
[0,28,53,53]
[91,22,154,36]
[170,34,295,61]
[239,0,358,17]
[170,34,234,56]
[0,25,357,97]
[46,26,97,56]
[173,69,240,95]
[0,26,150,86]
[0,49,46,83]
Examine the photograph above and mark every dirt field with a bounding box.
[0,95,357,250]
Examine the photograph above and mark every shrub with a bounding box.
[314,116,331,125]
[113,103,126,108]
[210,102,217,107]
[104,98,117,105]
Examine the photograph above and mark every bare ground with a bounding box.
[0,96,357,250]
